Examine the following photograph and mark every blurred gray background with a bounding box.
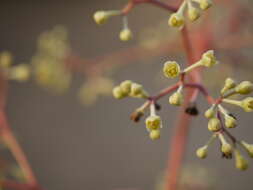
[0,0,252,190]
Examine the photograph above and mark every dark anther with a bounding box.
[155,103,161,111]
[185,102,199,116]
[130,111,144,122]
[228,113,237,120]
[222,152,233,159]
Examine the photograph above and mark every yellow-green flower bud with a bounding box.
[196,145,208,159]
[0,51,12,68]
[221,143,233,156]
[93,11,109,25]
[149,129,160,140]
[235,150,248,171]
[204,107,215,119]
[163,61,181,78]
[145,115,161,130]
[120,80,132,94]
[201,50,217,67]
[224,115,237,128]
[119,29,133,41]
[9,64,30,82]
[188,7,200,22]
[130,83,143,96]
[168,13,185,28]
[112,86,126,99]
[169,92,183,106]
[199,0,212,10]
[235,81,253,95]
[221,78,236,94]
[241,97,253,112]
[93,10,120,25]
[208,117,221,132]
[241,141,253,158]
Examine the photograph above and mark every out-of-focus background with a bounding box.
[0,0,253,190]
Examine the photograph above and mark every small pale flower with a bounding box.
[163,61,181,78]
[196,145,208,159]
[168,13,185,28]
[241,97,253,112]
[9,64,30,82]
[224,115,237,128]
[120,80,132,94]
[221,78,236,94]
[149,129,160,140]
[199,0,213,10]
[201,50,217,67]
[119,29,133,41]
[208,117,221,132]
[169,92,183,106]
[235,150,248,171]
[188,7,200,22]
[221,143,233,157]
[112,86,126,99]
[235,81,253,95]
[204,106,215,119]
[145,115,161,130]
[241,141,253,158]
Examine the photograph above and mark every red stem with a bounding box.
[0,110,38,186]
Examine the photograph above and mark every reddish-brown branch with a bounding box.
[2,180,42,190]
[0,110,38,186]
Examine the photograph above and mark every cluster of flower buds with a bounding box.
[0,51,30,82]
[112,80,148,99]
[196,78,253,170]
[168,0,213,29]
[93,10,133,42]
[32,26,71,93]
[163,50,218,107]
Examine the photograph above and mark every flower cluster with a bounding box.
[168,0,213,29]
[31,26,72,93]
[196,78,253,170]
[93,0,213,41]
[93,10,133,42]
[164,50,218,107]
[0,51,30,82]
[112,50,218,140]
[112,80,149,99]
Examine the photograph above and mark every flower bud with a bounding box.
[119,29,133,41]
[196,145,208,159]
[0,51,12,68]
[224,114,237,128]
[145,115,161,130]
[221,78,236,94]
[120,80,132,94]
[204,106,215,118]
[163,61,181,78]
[169,92,183,106]
[201,50,217,67]
[208,118,221,132]
[112,86,126,99]
[235,150,248,171]
[241,97,253,112]
[168,13,185,28]
[235,81,253,95]
[9,64,30,82]
[221,143,233,156]
[241,141,253,158]
[130,83,143,96]
[93,11,109,25]
[199,0,212,10]
[93,10,120,25]
[149,129,160,140]
[188,7,200,22]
